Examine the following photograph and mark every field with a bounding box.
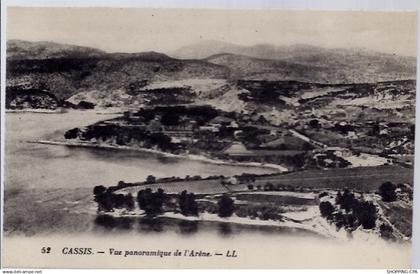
[234,192,317,206]
[116,178,229,195]
[239,166,413,192]
[114,165,413,196]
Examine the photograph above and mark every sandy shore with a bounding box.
[32,139,287,172]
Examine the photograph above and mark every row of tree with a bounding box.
[94,185,235,218]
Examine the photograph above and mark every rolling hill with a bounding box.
[6,40,230,102]
[7,39,107,60]
[6,39,417,110]
[174,40,416,83]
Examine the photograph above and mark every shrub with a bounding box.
[379,181,397,202]
[137,188,166,215]
[146,175,156,184]
[337,189,356,212]
[64,128,81,139]
[93,185,107,196]
[179,190,199,216]
[319,201,335,220]
[218,194,235,218]
[353,200,377,229]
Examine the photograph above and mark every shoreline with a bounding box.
[6,108,123,115]
[31,139,286,172]
[99,209,333,239]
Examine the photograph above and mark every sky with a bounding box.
[6,7,417,56]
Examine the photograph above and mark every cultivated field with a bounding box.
[116,178,229,195]
[237,166,413,192]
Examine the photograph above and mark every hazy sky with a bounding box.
[7,7,417,56]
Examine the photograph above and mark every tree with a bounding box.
[94,192,114,212]
[338,189,356,212]
[77,100,95,109]
[146,175,156,184]
[217,194,235,218]
[125,193,135,211]
[93,185,107,196]
[179,190,199,216]
[64,128,81,139]
[334,211,346,230]
[308,119,320,129]
[137,188,166,215]
[379,181,397,202]
[319,201,335,220]
[353,200,377,229]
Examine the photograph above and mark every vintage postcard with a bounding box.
[1,6,417,268]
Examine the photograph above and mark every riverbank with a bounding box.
[32,139,286,172]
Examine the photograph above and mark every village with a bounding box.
[64,102,414,171]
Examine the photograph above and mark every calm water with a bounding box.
[5,111,273,190]
[4,111,275,235]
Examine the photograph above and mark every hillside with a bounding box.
[206,52,415,84]
[205,53,330,83]
[7,39,107,60]
[6,40,417,110]
[6,40,230,103]
[174,41,416,83]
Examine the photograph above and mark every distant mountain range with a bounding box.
[174,40,416,83]
[6,39,417,106]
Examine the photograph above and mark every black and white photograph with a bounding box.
[1,6,417,269]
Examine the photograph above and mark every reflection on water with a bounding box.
[178,220,198,235]
[218,223,233,237]
[94,215,134,230]
[93,215,326,240]
[138,217,164,233]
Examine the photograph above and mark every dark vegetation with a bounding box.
[319,180,412,238]
[93,185,135,212]
[94,184,234,219]
[5,88,59,110]
[6,86,96,110]
[319,188,377,230]
[179,191,199,216]
[6,44,229,106]
[137,188,167,215]
[236,80,330,105]
[378,181,397,202]
[217,194,235,217]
